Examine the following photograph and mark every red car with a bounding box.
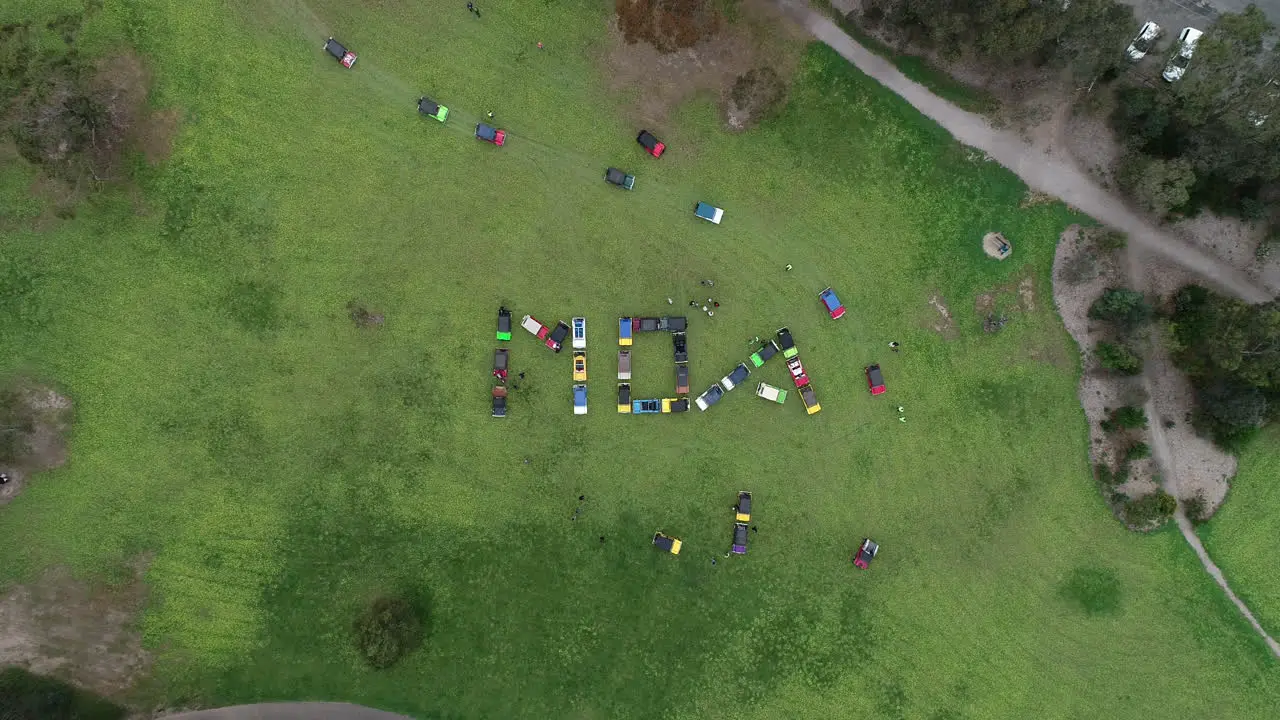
[786,356,810,388]
[323,38,357,68]
[636,130,666,158]
[865,364,886,395]
[853,538,879,569]
[475,123,506,147]
[819,287,846,320]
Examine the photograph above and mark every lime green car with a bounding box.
[417,97,449,122]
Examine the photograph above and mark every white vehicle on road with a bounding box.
[572,317,586,349]
[1125,21,1160,61]
[1163,27,1203,82]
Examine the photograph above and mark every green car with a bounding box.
[749,339,779,367]
[417,97,449,122]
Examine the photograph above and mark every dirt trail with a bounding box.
[785,1,1273,303]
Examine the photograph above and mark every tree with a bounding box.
[1172,286,1280,388]
[1118,153,1196,216]
[1122,490,1177,528]
[1183,491,1210,525]
[1088,288,1152,328]
[1096,341,1143,375]
[1125,442,1152,461]
[353,596,424,669]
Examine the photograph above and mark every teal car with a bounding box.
[417,97,449,122]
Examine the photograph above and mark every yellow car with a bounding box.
[573,351,587,382]
[662,398,689,413]
[653,532,682,555]
[735,491,751,522]
[799,385,821,415]
[617,383,631,413]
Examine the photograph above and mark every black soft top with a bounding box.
[776,327,795,350]
[605,167,628,184]
[418,98,440,115]
[618,383,631,403]
[549,322,570,343]
[737,492,751,514]
[325,38,347,59]
[867,364,884,386]
[637,130,658,148]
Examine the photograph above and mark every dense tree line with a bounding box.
[860,0,1136,81]
[1171,285,1280,449]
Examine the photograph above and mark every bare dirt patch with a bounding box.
[0,381,73,507]
[0,557,152,700]
[599,0,806,126]
[924,292,956,339]
[138,107,181,166]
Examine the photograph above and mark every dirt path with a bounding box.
[784,1,1273,303]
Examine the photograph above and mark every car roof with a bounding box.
[418,98,439,113]
[867,365,884,384]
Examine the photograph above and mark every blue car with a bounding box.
[720,363,751,391]
[633,399,662,414]
[819,287,846,319]
[695,384,724,411]
[573,384,588,415]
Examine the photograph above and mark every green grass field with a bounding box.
[2,0,1278,718]
[1200,427,1280,634]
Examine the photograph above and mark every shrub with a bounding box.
[1122,490,1177,528]
[1058,566,1122,616]
[353,596,424,669]
[1125,442,1151,461]
[1059,248,1099,285]
[1183,492,1211,525]
[1102,405,1147,432]
[1095,341,1143,375]
[1088,288,1152,328]
[726,67,786,129]
[1095,230,1128,253]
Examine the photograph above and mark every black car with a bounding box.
[548,321,570,352]
[638,317,660,332]
[659,316,687,332]
[496,306,512,341]
[605,167,635,190]
[323,37,358,68]
[636,130,666,157]
[672,332,688,363]
[492,386,507,418]
[675,363,689,394]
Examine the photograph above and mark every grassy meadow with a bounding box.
[1,0,1277,718]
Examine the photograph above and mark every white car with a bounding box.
[1125,21,1160,61]
[1163,27,1203,82]
[572,317,586,349]
[755,382,787,404]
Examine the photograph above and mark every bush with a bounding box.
[1102,405,1147,432]
[353,596,424,669]
[1122,490,1177,528]
[1059,248,1099,285]
[1095,341,1143,375]
[1095,230,1128,253]
[1125,442,1151,461]
[726,67,786,129]
[1195,381,1268,450]
[1088,288,1152,328]
[616,0,720,52]
[1183,492,1211,525]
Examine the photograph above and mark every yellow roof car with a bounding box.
[573,351,587,382]
[653,532,682,555]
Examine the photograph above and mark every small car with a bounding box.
[853,538,879,569]
[493,348,509,381]
[324,38,357,68]
[618,350,632,380]
[735,491,751,522]
[619,317,633,346]
[521,314,549,341]
[721,363,750,391]
[417,97,449,122]
[653,532,682,554]
[658,316,687,332]
[776,327,798,359]
[1163,27,1203,82]
[618,383,631,414]
[605,167,635,190]
[636,130,666,158]
[573,384,588,415]
[496,306,512,341]
[633,399,661,414]
[636,317,660,333]
[672,332,688,363]
[492,386,507,418]
[694,202,724,225]
[756,382,787,404]
[749,340,779,367]
[675,364,689,394]
[695,384,724,411]
[865,364,886,395]
[731,522,749,555]
[786,356,810,388]
[475,122,507,146]
[662,398,689,413]
[799,385,821,415]
[547,321,570,352]
[819,287,846,319]
[1125,21,1160,61]
[572,317,587,349]
[573,351,587,382]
